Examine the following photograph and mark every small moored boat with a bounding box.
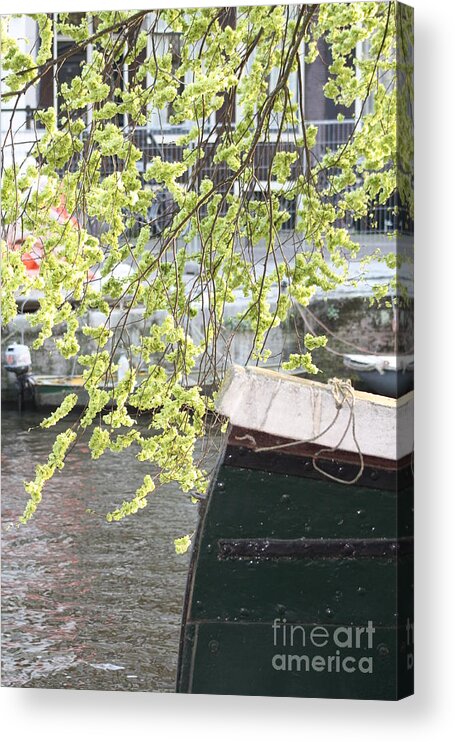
[177,365,414,699]
[343,353,414,398]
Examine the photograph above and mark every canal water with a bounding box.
[1,408,217,691]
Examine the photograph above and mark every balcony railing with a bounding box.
[1,111,412,235]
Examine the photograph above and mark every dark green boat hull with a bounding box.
[177,428,414,700]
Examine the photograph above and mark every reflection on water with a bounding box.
[1,409,215,691]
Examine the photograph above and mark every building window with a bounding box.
[147,32,184,131]
[37,15,88,123]
[304,36,355,122]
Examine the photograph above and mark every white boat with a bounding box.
[343,354,414,398]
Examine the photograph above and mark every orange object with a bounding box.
[6,194,94,280]
[21,252,41,272]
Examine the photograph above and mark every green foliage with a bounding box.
[106,474,156,521]
[0,5,412,551]
[304,333,328,351]
[283,353,320,375]
[40,394,79,427]
[21,429,77,523]
[174,534,192,555]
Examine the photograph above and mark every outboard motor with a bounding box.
[4,342,35,412]
[4,342,32,375]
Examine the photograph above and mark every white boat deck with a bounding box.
[216,365,413,462]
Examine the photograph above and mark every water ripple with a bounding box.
[1,410,212,691]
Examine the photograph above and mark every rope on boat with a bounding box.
[235,377,365,485]
[312,378,364,485]
[292,300,415,363]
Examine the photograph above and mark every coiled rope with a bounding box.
[235,377,364,485]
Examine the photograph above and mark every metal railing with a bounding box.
[0,105,36,132]
[311,118,357,159]
[2,112,412,235]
